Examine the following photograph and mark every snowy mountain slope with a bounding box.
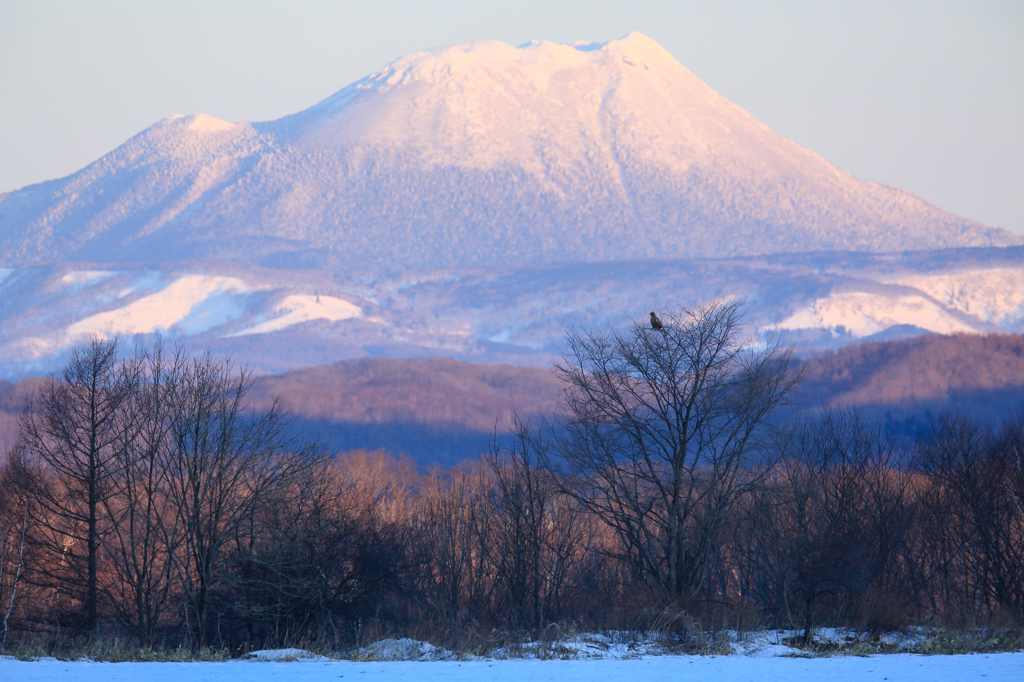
[886,268,1024,326]
[231,294,362,336]
[1,248,1022,379]
[0,34,1017,271]
[66,274,259,337]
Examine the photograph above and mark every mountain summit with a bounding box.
[0,33,1017,269]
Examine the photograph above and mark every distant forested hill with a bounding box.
[247,357,563,466]
[2,335,1022,466]
[790,332,1024,437]
[0,377,45,454]
[235,334,1024,462]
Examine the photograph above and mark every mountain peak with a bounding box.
[185,114,237,132]
[351,32,677,95]
[307,32,682,112]
[604,31,677,61]
[0,36,1018,270]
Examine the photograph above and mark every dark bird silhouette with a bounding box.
[650,312,664,330]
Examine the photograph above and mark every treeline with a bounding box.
[3,332,1024,467]
[1,307,1023,654]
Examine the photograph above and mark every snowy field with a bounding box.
[3,652,1023,682]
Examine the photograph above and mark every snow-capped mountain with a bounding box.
[0,33,1016,271]
[2,247,1022,379]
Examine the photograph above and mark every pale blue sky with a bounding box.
[1,0,1021,233]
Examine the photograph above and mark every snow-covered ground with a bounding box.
[2,651,1022,682]
[5,631,1023,681]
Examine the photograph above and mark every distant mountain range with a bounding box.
[1,246,1022,380]
[0,33,1017,271]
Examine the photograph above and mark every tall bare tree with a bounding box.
[163,353,320,646]
[0,456,35,650]
[488,422,587,636]
[916,413,1024,625]
[416,464,495,625]
[17,338,129,633]
[551,301,795,600]
[760,410,909,643]
[101,343,185,646]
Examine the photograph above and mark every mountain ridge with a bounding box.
[1,246,1023,381]
[1,33,1017,270]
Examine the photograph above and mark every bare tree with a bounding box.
[914,414,990,625]
[163,353,320,647]
[226,451,417,647]
[916,413,1024,625]
[17,338,129,633]
[416,464,495,626]
[551,301,795,600]
[1002,415,1024,522]
[100,343,186,646]
[0,456,35,650]
[853,422,916,635]
[761,410,910,644]
[980,416,1024,621]
[488,421,587,637]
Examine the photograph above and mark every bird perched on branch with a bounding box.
[650,312,664,330]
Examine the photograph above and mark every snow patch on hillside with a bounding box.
[2,250,1022,381]
[770,291,984,338]
[8,336,58,361]
[889,268,1024,328]
[232,294,362,336]
[118,271,163,298]
[66,275,258,339]
[59,270,117,291]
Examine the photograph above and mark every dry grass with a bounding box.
[1,634,232,662]
[911,629,1024,655]
[5,625,1022,662]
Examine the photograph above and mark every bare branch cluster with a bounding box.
[551,301,796,599]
